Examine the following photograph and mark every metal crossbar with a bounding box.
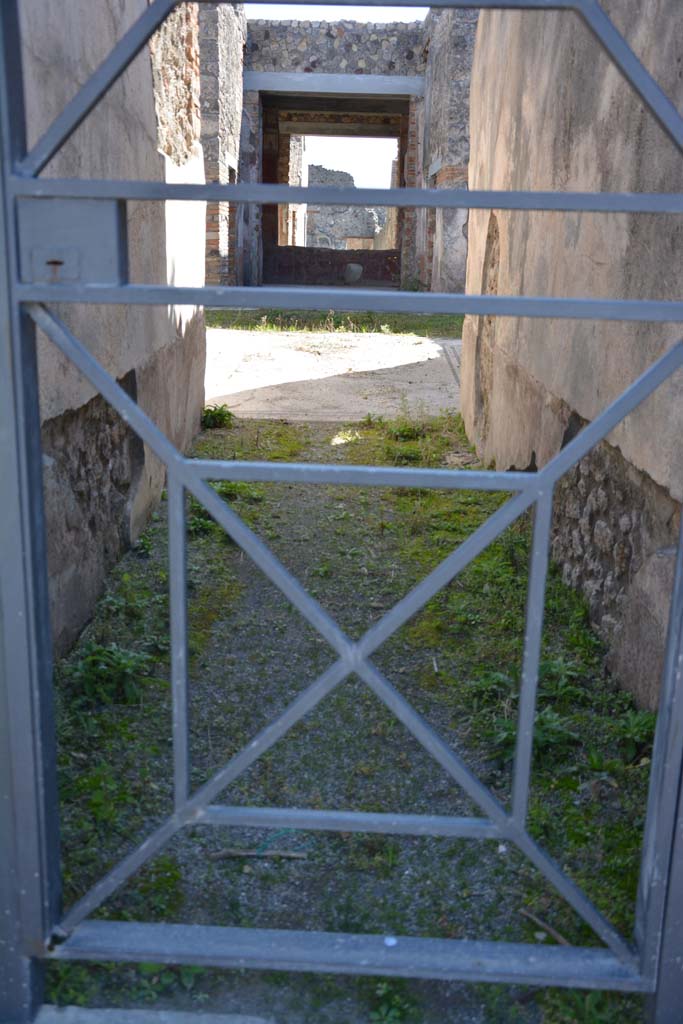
[26,302,683,975]
[1,0,683,1020]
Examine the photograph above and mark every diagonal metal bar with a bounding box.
[578,0,683,154]
[17,284,683,323]
[168,476,190,810]
[11,176,683,214]
[17,0,179,177]
[511,490,555,823]
[539,341,683,489]
[57,657,350,935]
[358,493,536,659]
[511,824,637,964]
[355,658,635,963]
[26,304,353,662]
[356,660,510,826]
[31,304,683,958]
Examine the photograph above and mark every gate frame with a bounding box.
[1,1,683,1021]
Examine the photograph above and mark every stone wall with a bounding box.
[461,0,683,707]
[20,0,206,654]
[200,4,246,284]
[263,246,399,287]
[237,89,262,285]
[420,9,477,291]
[245,20,425,76]
[306,165,386,250]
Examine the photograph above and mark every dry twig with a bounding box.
[207,847,308,862]
[519,907,571,946]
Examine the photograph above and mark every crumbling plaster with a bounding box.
[461,0,683,706]
[20,0,206,653]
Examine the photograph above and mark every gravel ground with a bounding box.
[52,414,646,1023]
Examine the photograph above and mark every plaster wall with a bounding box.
[20,0,206,653]
[461,0,683,706]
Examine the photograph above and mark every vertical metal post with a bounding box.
[168,476,190,808]
[647,777,683,1021]
[641,513,683,1020]
[0,3,61,1020]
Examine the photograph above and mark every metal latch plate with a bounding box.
[17,197,128,285]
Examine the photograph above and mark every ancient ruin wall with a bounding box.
[421,9,477,291]
[306,165,386,250]
[461,0,683,707]
[245,20,425,75]
[200,3,246,283]
[21,0,206,654]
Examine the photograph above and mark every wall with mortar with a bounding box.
[306,165,386,249]
[245,20,425,76]
[461,0,683,707]
[200,3,246,284]
[20,0,207,654]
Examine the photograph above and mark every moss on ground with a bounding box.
[50,411,650,1023]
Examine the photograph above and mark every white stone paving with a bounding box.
[204,328,461,422]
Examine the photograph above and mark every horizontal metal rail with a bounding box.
[11,177,683,213]
[48,921,649,992]
[199,805,503,838]
[30,305,683,969]
[190,459,530,492]
[15,0,683,185]
[243,71,424,97]
[18,284,683,321]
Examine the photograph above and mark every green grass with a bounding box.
[205,307,465,339]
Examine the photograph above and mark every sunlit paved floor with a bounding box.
[204,328,461,421]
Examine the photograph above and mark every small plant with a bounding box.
[385,419,427,442]
[201,404,234,429]
[610,708,656,762]
[369,981,416,1022]
[490,707,579,763]
[134,532,153,558]
[65,642,153,706]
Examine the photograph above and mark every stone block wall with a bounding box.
[461,0,683,707]
[245,20,425,76]
[200,3,246,284]
[306,165,386,250]
[20,0,207,654]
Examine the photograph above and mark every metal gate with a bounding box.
[1,0,683,1020]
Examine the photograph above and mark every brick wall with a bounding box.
[263,246,400,287]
